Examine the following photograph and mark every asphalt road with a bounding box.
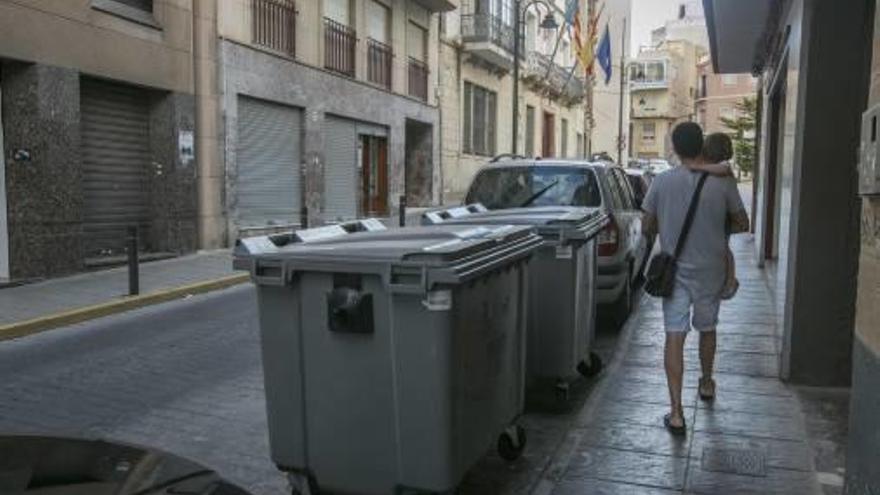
[0,285,289,494]
[0,283,622,495]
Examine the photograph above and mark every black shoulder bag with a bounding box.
[645,172,709,298]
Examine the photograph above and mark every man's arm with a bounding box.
[690,162,733,177]
[725,177,750,234]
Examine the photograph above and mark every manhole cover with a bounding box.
[701,448,767,477]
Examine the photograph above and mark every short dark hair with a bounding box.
[703,133,734,163]
[671,122,704,159]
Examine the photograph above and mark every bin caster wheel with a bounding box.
[577,352,604,378]
[497,424,527,462]
[288,473,317,495]
[554,381,571,403]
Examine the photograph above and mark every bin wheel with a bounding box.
[497,425,527,462]
[577,352,604,378]
[554,381,571,403]
[288,473,317,495]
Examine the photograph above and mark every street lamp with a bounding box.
[512,0,559,155]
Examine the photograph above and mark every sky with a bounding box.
[629,0,681,56]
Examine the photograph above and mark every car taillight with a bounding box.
[598,220,620,256]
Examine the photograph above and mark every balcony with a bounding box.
[252,0,296,58]
[367,39,393,90]
[523,52,586,104]
[408,57,429,101]
[461,13,516,69]
[630,60,669,91]
[324,17,356,77]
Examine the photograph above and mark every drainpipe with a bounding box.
[193,0,225,248]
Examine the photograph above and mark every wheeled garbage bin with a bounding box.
[422,205,609,403]
[235,223,543,495]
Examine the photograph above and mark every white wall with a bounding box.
[591,0,631,162]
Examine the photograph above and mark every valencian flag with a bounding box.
[597,23,612,84]
[572,1,604,76]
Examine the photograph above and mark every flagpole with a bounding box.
[617,16,627,165]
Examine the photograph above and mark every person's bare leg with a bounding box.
[664,332,687,426]
[699,330,717,397]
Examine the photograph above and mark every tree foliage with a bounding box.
[720,97,758,176]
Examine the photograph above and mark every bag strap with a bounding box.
[673,172,709,260]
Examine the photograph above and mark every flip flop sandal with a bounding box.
[699,378,716,401]
[664,413,687,436]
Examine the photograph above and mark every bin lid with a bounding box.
[242,224,543,288]
[422,205,608,241]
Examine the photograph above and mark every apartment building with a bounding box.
[0,0,197,280]
[438,0,592,201]
[211,0,450,241]
[695,55,757,135]
[629,39,703,159]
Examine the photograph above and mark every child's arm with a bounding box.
[691,162,733,177]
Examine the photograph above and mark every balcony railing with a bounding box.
[524,52,585,103]
[460,13,515,54]
[324,17,356,77]
[408,57,429,101]
[252,0,296,57]
[367,39,393,90]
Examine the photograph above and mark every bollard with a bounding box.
[300,206,309,229]
[399,195,407,227]
[127,226,139,296]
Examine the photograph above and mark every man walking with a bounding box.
[641,122,750,435]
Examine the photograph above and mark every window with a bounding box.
[577,133,584,158]
[561,118,569,157]
[526,106,536,156]
[722,74,738,86]
[630,61,666,84]
[407,21,427,61]
[678,4,686,19]
[463,82,497,156]
[720,106,735,120]
[700,75,707,97]
[114,0,152,11]
[561,40,570,65]
[325,0,350,25]
[525,13,537,52]
[642,122,656,142]
[367,1,390,43]
[466,166,602,209]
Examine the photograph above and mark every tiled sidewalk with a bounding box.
[548,234,826,494]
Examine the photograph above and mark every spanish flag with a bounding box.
[573,1,603,76]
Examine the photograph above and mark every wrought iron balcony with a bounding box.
[252,0,296,57]
[408,57,429,101]
[523,52,585,104]
[460,13,518,68]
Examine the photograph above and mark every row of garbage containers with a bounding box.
[233,205,610,495]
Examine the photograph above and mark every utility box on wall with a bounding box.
[860,104,880,195]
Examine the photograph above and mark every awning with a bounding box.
[411,0,456,12]
[703,0,773,73]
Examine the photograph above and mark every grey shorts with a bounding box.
[662,283,721,333]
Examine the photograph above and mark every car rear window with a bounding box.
[465,166,602,209]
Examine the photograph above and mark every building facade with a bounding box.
[695,55,757,135]
[649,0,708,51]
[0,0,197,280]
[211,0,450,242]
[438,0,628,202]
[705,0,878,491]
[629,39,703,160]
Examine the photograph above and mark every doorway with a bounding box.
[542,111,555,157]
[763,58,788,261]
[360,135,388,216]
[0,73,9,280]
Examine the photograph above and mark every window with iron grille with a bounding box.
[463,82,497,156]
[253,0,297,57]
[366,1,392,89]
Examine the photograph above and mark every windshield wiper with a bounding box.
[520,180,559,207]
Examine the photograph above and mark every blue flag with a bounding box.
[597,24,612,84]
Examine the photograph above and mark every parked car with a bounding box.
[464,159,649,324]
[648,158,673,175]
[624,168,652,208]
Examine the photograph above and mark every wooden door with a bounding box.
[361,136,389,216]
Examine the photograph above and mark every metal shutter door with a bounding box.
[237,96,302,228]
[324,117,358,221]
[80,78,151,258]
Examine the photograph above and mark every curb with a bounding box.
[0,273,250,342]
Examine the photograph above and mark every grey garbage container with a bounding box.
[236,223,542,495]
[422,205,609,403]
